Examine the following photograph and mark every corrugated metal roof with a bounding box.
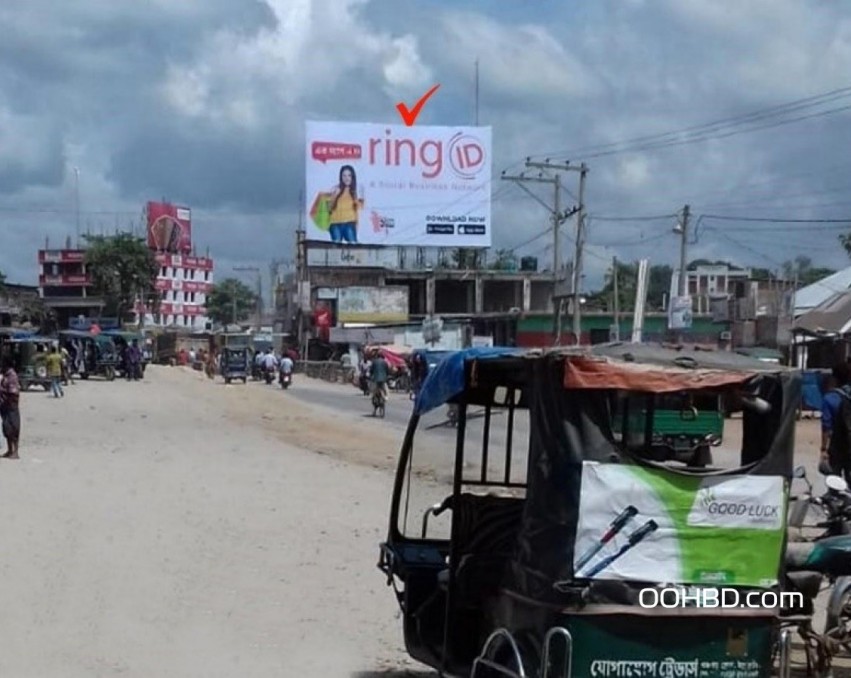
[794,266,851,314]
[793,290,851,335]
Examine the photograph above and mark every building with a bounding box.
[0,282,41,327]
[140,252,214,330]
[37,248,104,327]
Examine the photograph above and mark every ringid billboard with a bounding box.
[305,121,492,248]
[147,201,192,254]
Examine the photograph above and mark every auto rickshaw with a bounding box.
[378,343,799,678]
[2,335,54,391]
[220,346,249,384]
[101,330,150,378]
[58,330,119,381]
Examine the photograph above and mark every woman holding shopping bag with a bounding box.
[326,165,364,244]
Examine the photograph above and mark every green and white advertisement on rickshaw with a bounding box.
[574,462,785,586]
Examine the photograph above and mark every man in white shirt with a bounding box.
[280,355,294,375]
[262,350,278,372]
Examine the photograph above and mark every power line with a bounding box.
[701,214,851,223]
[530,84,851,159]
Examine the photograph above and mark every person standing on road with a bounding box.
[821,361,851,481]
[46,346,64,398]
[0,359,21,459]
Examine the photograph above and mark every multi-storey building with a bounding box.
[142,252,214,330]
[37,248,104,327]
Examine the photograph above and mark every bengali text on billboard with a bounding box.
[305,121,492,248]
[147,201,192,254]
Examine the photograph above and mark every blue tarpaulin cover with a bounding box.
[413,346,526,415]
[801,369,824,412]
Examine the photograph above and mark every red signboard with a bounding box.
[157,303,206,316]
[154,253,213,270]
[154,278,212,293]
[39,274,92,286]
[38,249,85,264]
[147,201,192,254]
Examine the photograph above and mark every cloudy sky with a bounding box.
[3,0,851,298]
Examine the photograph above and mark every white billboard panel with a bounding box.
[305,121,492,248]
[337,286,409,323]
[306,246,399,269]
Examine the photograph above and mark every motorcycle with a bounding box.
[782,465,851,674]
[279,370,292,390]
[263,365,275,384]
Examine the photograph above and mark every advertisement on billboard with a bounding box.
[305,121,492,248]
[337,286,409,323]
[147,201,192,254]
[668,295,693,330]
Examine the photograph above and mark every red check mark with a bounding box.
[396,84,440,126]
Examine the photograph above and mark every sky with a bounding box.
[3,0,851,300]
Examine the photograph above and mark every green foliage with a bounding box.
[588,262,673,312]
[83,233,159,320]
[206,278,257,325]
[489,249,518,271]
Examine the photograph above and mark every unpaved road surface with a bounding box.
[0,366,429,677]
[1,365,845,677]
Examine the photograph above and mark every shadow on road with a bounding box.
[352,671,437,677]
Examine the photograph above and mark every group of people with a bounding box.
[254,348,295,381]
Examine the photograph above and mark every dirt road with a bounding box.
[0,366,426,677]
[1,365,842,677]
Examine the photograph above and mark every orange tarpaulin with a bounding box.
[563,355,756,393]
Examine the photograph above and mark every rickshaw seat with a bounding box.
[438,493,525,606]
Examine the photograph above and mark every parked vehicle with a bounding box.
[784,466,851,673]
[58,330,119,381]
[378,344,798,678]
[220,347,249,384]
[101,330,150,377]
[1,336,54,391]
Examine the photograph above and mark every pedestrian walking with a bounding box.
[0,359,21,459]
[46,345,65,398]
[821,360,851,482]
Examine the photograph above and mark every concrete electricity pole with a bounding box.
[504,160,588,344]
[672,204,690,344]
[612,255,620,341]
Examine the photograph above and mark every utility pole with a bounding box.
[612,256,620,341]
[504,160,587,345]
[73,167,80,247]
[573,164,588,341]
[673,204,690,344]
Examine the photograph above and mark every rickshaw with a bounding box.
[101,330,150,378]
[378,343,799,678]
[2,335,54,391]
[220,346,249,384]
[58,330,119,381]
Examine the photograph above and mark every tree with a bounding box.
[206,278,257,325]
[489,249,518,271]
[83,233,159,321]
[588,262,673,312]
[782,255,835,286]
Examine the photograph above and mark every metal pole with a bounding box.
[474,59,479,126]
[74,167,80,247]
[612,256,620,341]
[674,204,690,344]
[572,164,588,344]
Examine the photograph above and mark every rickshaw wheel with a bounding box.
[225,378,231,385]
[242,378,247,384]
[106,366,115,381]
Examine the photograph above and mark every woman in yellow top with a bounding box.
[327,165,364,244]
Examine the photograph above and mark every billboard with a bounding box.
[306,245,399,269]
[147,201,192,254]
[336,286,409,323]
[305,121,492,248]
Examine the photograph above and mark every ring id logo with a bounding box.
[448,133,486,180]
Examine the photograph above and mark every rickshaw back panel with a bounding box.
[383,345,799,678]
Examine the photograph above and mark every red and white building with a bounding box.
[143,252,214,329]
[37,248,104,327]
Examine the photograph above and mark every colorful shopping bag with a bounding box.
[310,193,332,231]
